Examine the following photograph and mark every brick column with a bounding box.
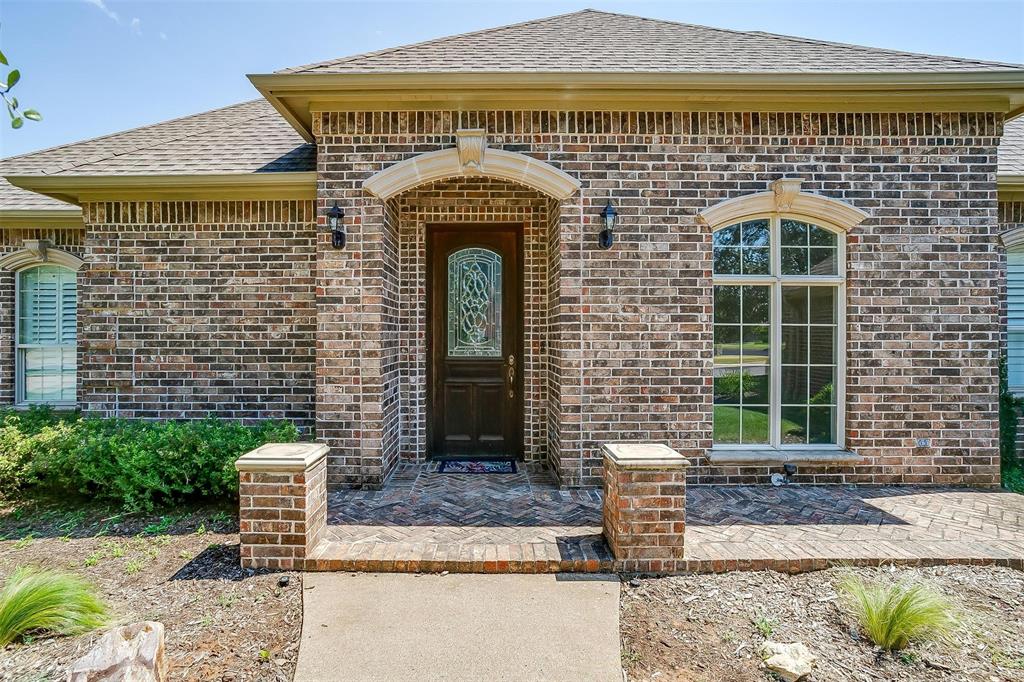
[602,443,690,573]
[235,443,328,570]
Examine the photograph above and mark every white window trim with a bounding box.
[3,240,83,408]
[1004,230,1024,394]
[711,212,847,452]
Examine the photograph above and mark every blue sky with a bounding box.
[1,0,1022,159]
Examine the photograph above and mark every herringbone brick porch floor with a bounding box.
[305,463,1024,573]
[310,462,611,572]
[685,486,1024,572]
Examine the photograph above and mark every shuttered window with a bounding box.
[1009,250,1024,391]
[16,265,77,404]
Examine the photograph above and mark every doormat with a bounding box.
[437,459,517,474]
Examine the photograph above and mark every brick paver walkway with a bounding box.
[309,463,612,572]
[685,486,1024,572]
[307,464,1024,573]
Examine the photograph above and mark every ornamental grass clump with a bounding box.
[838,573,958,651]
[0,567,109,647]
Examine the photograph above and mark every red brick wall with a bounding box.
[0,227,85,405]
[238,457,327,570]
[315,110,1003,487]
[393,178,559,465]
[76,201,316,428]
[2,111,1005,490]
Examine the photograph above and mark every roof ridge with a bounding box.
[566,9,1024,71]
[567,10,1024,70]
[0,99,272,172]
[277,9,596,73]
[743,29,1024,70]
[275,8,1024,75]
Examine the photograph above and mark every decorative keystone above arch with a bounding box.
[0,239,85,271]
[363,129,581,201]
[697,178,869,231]
[1002,226,1024,249]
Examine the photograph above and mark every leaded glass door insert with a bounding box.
[447,248,502,357]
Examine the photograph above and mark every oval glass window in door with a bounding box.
[447,247,502,357]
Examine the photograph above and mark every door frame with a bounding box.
[425,222,525,460]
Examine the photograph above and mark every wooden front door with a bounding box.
[428,224,522,459]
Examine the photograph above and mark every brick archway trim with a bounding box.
[363,146,580,201]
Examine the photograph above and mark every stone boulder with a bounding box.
[759,641,816,682]
[67,621,167,682]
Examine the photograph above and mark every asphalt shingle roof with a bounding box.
[280,9,1024,75]
[2,9,1023,214]
[0,99,313,211]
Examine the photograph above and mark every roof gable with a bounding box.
[280,9,1024,75]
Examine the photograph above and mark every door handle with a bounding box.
[507,354,515,399]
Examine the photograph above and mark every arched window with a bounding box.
[16,264,78,405]
[712,216,845,449]
[1006,231,1024,391]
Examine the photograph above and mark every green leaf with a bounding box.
[23,109,41,121]
[6,69,19,89]
[11,116,22,129]
[0,50,7,66]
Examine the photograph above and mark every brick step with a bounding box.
[302,538,615,573]
[301,538,1024,574]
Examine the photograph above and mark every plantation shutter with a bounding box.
[1008,250,1024,390]
[17,265,77,404]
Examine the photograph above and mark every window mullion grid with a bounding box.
[836,279,846,449]
[769,216,782,449]
[834,232,847,448]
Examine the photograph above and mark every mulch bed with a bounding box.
[620,565,1024,681]
[0,499,302,681]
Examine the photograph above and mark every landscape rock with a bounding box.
[759,641,816,682]
[67,621,167,682]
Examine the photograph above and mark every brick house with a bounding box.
[3,9,1024,492]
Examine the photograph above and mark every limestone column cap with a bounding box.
[601,443,690,469]
[235,442,329,472]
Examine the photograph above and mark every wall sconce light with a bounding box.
[599,200,617,249]
[328,201,346,249]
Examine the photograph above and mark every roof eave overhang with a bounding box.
[4,172,317,205]
[0,208,84,228]
[248,70,1024,140]
[999,174,1024,202]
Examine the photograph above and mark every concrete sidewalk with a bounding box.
[295,573,622,682]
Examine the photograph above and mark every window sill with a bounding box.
[707,447,862,467]
[12,402,78,412]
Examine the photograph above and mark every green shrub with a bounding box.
[0,567,109,647]
[0,408,299,511]
[999,355,1024,493]
[838,574,958,651]
[713,371,751,402]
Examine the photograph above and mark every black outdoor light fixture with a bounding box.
[598,200,617,249]
[328,201,346,249]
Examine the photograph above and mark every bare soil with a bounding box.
[620,565,1024,682]
[0,499,301,682]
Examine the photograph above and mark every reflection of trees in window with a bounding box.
[712,216,842,448]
